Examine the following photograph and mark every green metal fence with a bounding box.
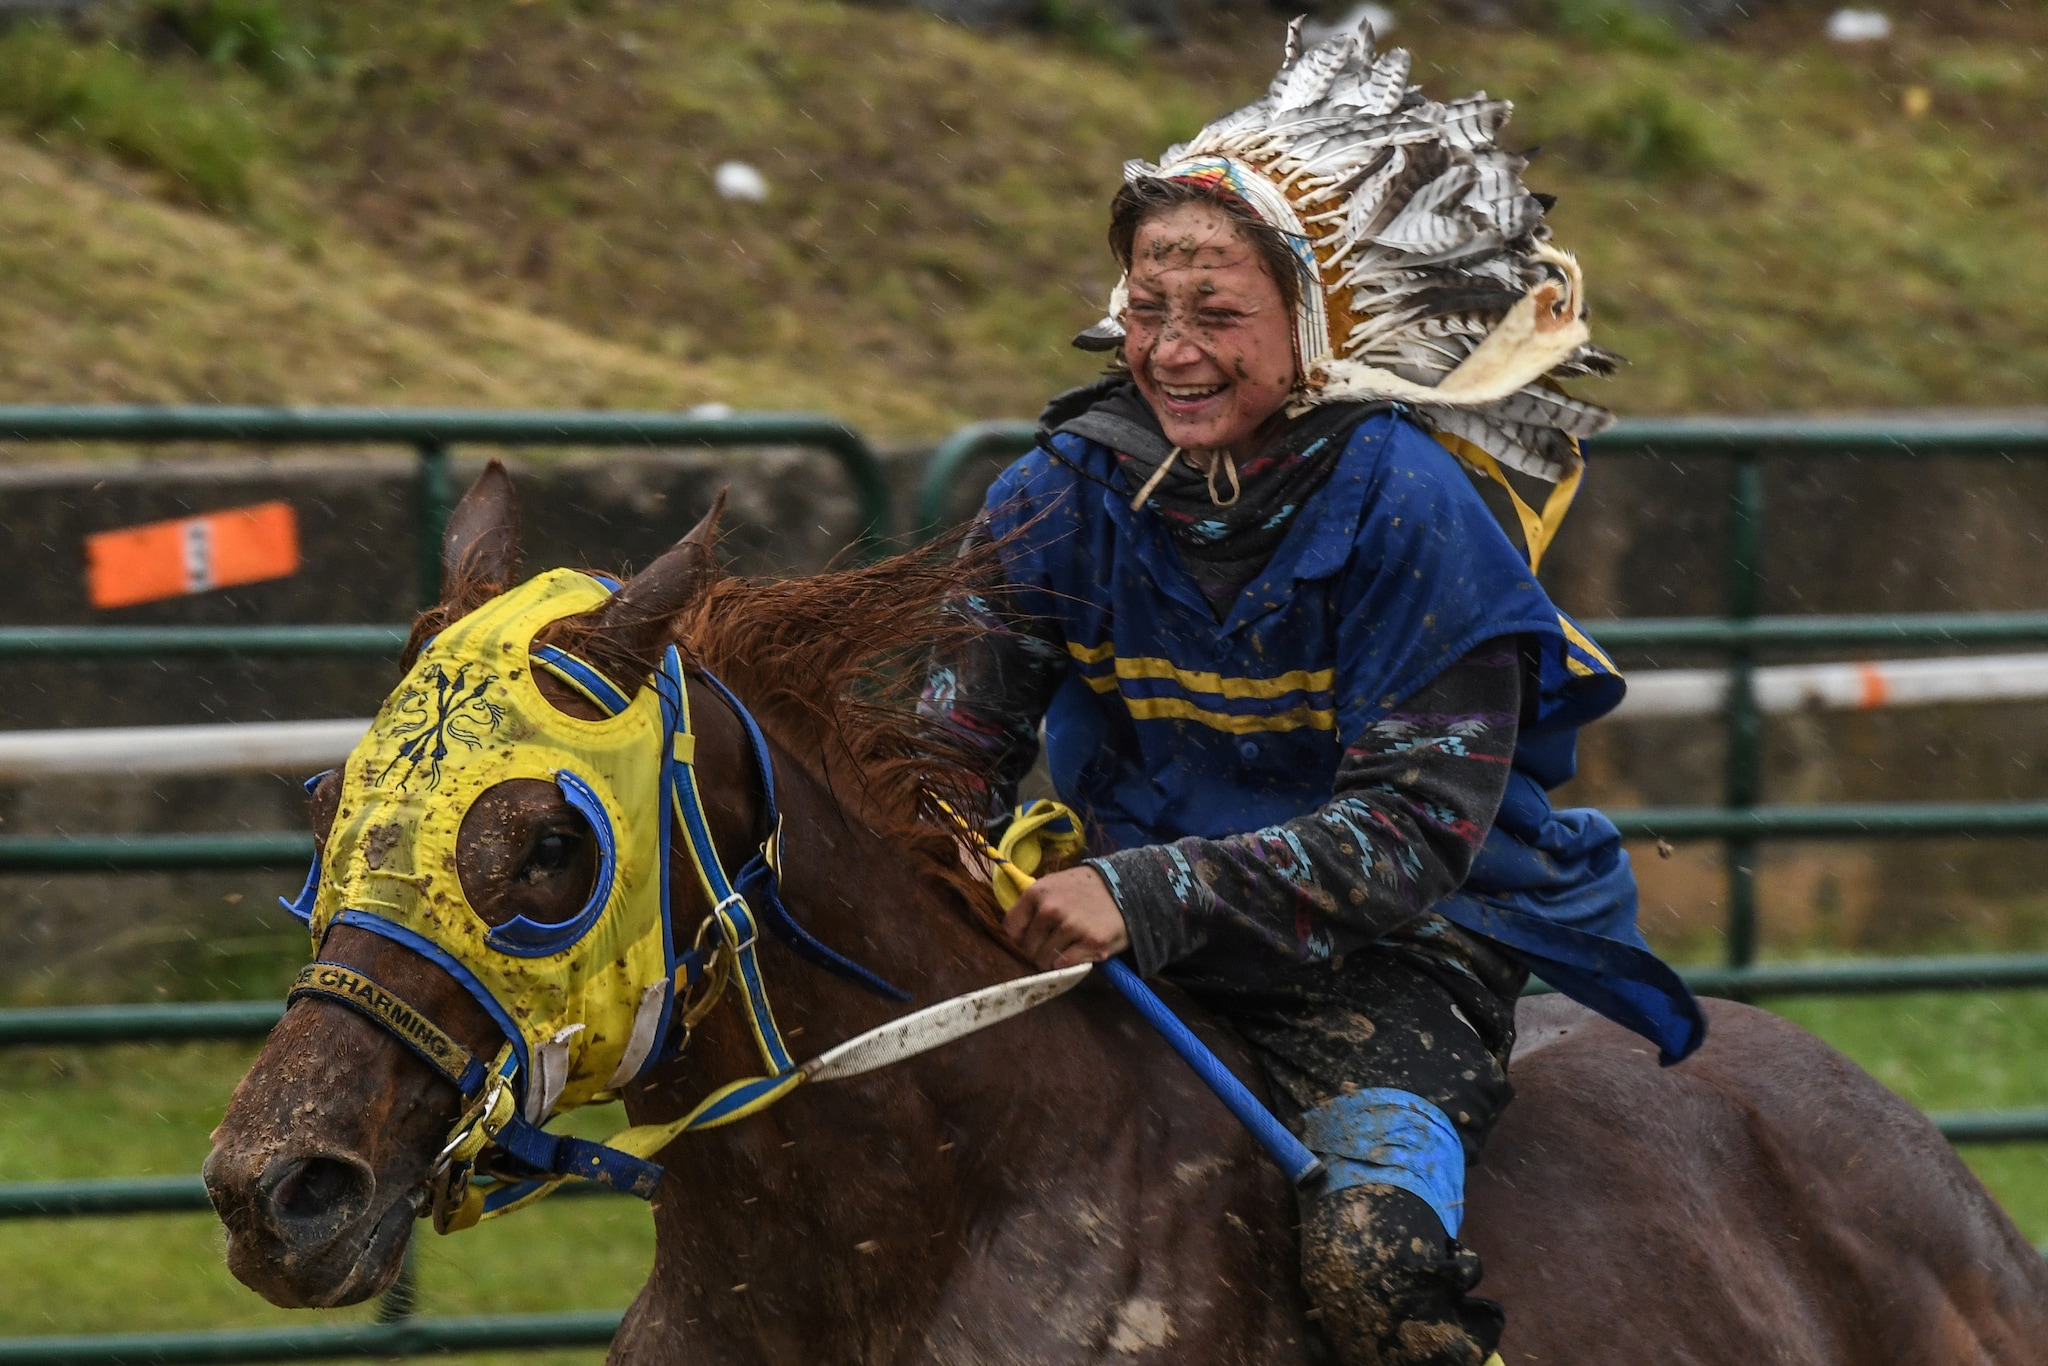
[5,407,2048,1364]
[0,405,896,598]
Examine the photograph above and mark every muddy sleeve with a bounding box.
[1088,637,1522,976]
[917,522,1070,816]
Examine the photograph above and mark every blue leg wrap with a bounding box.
[1299,1088,1466,1238]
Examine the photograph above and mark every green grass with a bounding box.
[0,22,266,211]
[1774,990,2048,1241]
[0,991,2039,1350]
[0,132,897,423]
[0,1042,649,1365]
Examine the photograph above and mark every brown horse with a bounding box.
[206,466,2048,1364]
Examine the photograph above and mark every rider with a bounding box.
[923,21,1705,1366]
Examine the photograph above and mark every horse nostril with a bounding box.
[266,1154,374,1228]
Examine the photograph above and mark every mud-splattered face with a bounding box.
[1122,202,1296,461]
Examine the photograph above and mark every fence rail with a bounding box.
[0,406,896,601]
[0,1314,626,1366]
[7,407,2048,1365]
[916,414,2048,537]
[0,832,313,872]
[0,626,407,659]
[10,799,2048,875]
[18,611,2048,662]
[0,1175,615,1221]
[7,951,2046,1054]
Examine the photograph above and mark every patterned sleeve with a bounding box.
[1088,637,1522,975]
[918,521,1071,816]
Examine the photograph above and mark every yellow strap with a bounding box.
[289,964,475,1087]
[554,798,1093,1173]
[446,1081,518,1167]
[598,1069,808,1166]
[435,1044,519,1170]
[437,1183,486,1233]
[668,675,795,1080]
[989,799,1088,910]
[938,797,1088,914]
[455,1064,807,1225]
[1431,432,1583,574]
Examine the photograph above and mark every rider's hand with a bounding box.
[1003,866,1129,970]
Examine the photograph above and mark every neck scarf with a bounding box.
[1038,378,1386,616]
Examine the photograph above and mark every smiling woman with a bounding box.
[1118,199,1300,470]
[911,22,1704,1364]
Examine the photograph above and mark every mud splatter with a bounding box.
[363,823,402,870]
[1300,1185,1499,1365]
[1107,1297,1175,1353]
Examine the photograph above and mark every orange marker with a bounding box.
[86,502,301,610]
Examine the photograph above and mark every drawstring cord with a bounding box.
[1205,451,1241,508]
[1128,447,1181,510]
[1128,446,1241,511]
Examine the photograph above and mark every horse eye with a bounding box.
[521,831,582,881]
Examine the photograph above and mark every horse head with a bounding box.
[203,463,735,1308]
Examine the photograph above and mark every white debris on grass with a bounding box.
[714,161,769,202]
[1826,9,1891,42]
[688,402,736,419]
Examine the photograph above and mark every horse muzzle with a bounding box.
[203,1141,421,1308]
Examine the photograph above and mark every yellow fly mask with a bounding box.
[281,567,906,1229]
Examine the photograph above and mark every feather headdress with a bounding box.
[1082,18,1620,568]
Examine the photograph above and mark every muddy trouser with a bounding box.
[1169,914,1527,1366]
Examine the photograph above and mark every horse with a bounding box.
[205,464,2048,1364]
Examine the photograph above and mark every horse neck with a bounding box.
[627,693,1129,1351]
[662,698,1034,1096]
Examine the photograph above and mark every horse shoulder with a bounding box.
[1469,997,2048,1365]
[930,982,1315,1364]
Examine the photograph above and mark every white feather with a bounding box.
[1339,147,1407,243]
[1355,48,1412,117]
[1272,32,1358,111]
[1437,95,1509,151]
[1372,165,1476,254]
[1485,385,1616,439]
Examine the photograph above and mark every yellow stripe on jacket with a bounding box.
[1065,642,1338,733]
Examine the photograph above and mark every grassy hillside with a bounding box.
[0,0,2043,437]
[0,130,953,429]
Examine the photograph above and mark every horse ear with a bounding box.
[440,460,522,613]
[578,488,726,683]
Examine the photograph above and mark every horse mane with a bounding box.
[667,536,1008,926]
[403,530,1012,931]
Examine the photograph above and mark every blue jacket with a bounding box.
[985,412,1704,1063]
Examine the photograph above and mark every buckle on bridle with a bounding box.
[426,1051,518,1234]
[711,892,756,953]
[433,1071,514,1170]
